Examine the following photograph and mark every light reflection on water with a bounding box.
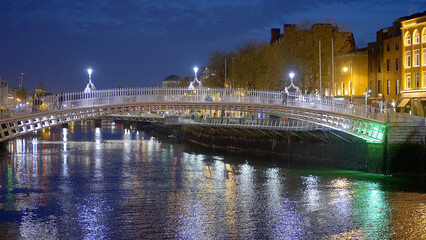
[0,122,425,239]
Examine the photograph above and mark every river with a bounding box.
[0,121,425,239]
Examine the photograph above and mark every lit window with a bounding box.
[406,33,411,45]
[335,83,337,96]
[406,51,411,68]
[423,48,426,66]
[415,72,420,88]
[406,73,411,89]
[387,80,390,95]
[414,49,420,67]
[414,31,420,44]
[423,29,426,42]
[423,71,426,87]
[396,79,400,94]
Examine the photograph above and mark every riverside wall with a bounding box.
[177,124,425,177]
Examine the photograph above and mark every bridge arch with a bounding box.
[0,99,387,143]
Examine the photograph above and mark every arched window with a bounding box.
[422,28,426,42]
[405,32,411,46]
[414,31,420,44]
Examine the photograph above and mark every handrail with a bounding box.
[4,87,387,122]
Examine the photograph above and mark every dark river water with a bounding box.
[0,121,425,239]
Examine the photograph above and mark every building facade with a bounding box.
[367,20,403,109]
[162,75,182,88]
[334,48,368,102]
[400,12,426,117]
[271,23,355,94]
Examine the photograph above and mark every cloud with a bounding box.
[2,0,425,45]
[1,0,265,36]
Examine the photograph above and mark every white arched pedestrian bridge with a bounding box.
[0,87,391,143]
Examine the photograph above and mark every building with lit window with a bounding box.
[367,20,403,109]
[334,48,368,102]
[270,23,355,95]
[400,11,426,116]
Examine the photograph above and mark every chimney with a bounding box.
[270,28,281,44]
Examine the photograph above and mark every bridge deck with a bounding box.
[0,87,410,143]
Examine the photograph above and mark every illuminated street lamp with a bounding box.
[289,72,295,83]
[188,66,202,89]
[88,68,92,82]
[84,67,96,93]
[364,89,371,106]
[194,66,202,88]
[194,66,198,80]
[284,72,301,94]
[343,65,353,102]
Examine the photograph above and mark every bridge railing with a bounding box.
[179,116,326,131]
[27,87,387,122]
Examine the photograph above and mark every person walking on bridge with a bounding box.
[282,91,288,105]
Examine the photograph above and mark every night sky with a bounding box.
[1,1,425,93]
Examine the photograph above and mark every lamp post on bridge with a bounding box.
[188,66,202,89]
[84,68,96,93]
[284,72,301,94]
[364,89,371,106]
[289,72,294,84]
[88,68,92,83]
[194,66,198,83]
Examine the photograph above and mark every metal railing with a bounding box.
[179,116,327,131]
[4,87,387,122]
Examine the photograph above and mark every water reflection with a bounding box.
[302,175,320,212]
[0,122,425,239]
[266,168,304,239]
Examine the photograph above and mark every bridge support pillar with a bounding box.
[123,122,131,129]
[381,112,426,175]
[94,119,102,128]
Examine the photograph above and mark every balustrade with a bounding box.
[2,87,386,123]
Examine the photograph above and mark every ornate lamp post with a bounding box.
[284,72,301,94]
[194,66,202,88]
[84,68,96,93]
[88,68,92,84]
[289,72,294,83]
[188,66,202,89]
[364,89,371,106]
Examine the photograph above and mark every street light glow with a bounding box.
[84,67,96,93]
[289,72,294,79]
[343,67,348,72]
[194,66,198,74]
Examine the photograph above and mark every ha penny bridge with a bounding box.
[0,87,424,145]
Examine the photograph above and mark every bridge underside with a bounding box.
[181,123,362,144]
[0,102,387,143]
